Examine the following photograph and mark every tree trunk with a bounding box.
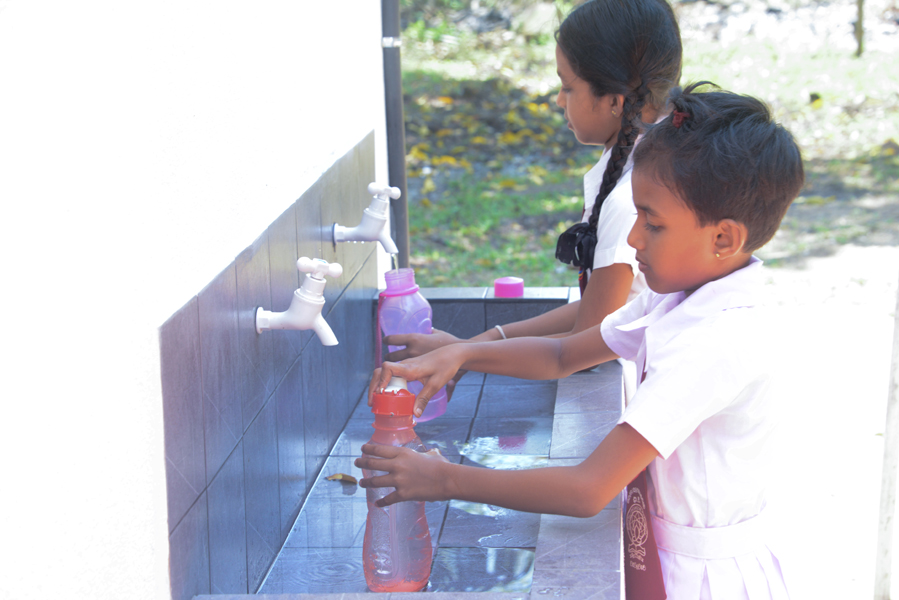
[855,0,865,57]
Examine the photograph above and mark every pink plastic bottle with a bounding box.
[378,268,447,421]
[362,378,433,592]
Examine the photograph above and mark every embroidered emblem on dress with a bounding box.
[627,486,649,568]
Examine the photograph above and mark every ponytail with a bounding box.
[554,0,681,272]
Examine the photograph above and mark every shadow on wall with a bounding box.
[159,132,379,600]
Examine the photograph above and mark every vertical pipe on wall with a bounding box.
[381,0,410,268]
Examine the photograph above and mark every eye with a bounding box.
[643,222,662,233]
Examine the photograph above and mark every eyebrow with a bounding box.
[634,203,659,217]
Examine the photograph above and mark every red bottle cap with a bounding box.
[372,388,416,415]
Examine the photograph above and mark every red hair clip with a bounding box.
[672,110,690,128]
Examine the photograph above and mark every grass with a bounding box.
[399,2,899,286]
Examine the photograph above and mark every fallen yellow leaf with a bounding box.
[326,473,358,484]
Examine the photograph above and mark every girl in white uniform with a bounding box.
[382,0,681,396]
[359,83,806,599]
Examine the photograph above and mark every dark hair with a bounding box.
[633,82,805,252]
[555,0,683,270]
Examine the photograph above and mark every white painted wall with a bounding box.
[0,1,387,598]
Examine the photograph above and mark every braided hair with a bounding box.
[554,0,682,272]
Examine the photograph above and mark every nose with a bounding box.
[555,91,564,109]
[627,219,641,250]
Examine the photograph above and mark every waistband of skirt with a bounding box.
[651,513,766,560]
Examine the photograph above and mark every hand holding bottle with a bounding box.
[357,445,450,507]
[369,344,466,418]
[384,328,462,361]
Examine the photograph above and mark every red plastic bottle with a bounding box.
[362,378,433,592]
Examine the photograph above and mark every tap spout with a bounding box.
[255,257,342,346]
[332,182,400,254]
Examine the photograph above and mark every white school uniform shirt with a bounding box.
[581,147,647,303]
[601,257,789,599]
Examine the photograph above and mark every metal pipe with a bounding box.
[381,0,410,268]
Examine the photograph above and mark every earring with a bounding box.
[715,253,721,258]
[612,111,617,117]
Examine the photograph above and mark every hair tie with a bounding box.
[672,110,690,128]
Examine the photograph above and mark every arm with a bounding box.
[356,422,658,517]
[384,262,634,361]
[370,322,620,417]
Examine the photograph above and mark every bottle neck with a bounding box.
[372,414,415,431]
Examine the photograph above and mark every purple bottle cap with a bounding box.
[494,276,524,298]
[381,268,420,297]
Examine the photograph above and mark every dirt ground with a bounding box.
[761,244,898,598]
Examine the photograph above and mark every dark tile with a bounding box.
[330,417,375,457]
[295,175,324,271]
[199,263,242,484]
[257,547,368,594]
[323,296,352,442]
[428,547,535,593]
[412,417,475,456]
[476,382,556,418]
[350,393,375,420]
[207,444,248,594]
[284,494,367,550]
[168,492,210,600]
[485,286,571,300]
[275,359,306,540]
[529,569,621,600]
[486,299,567,329]
[302,341,331,494]
[243,399,281,592]
[268,201,309,384]
[160,297,205,533]
[430,300,486,340]
[550,412,619,459]
[443,384,480,418]
[439,499,540,548]
[319,132,378,296]
[535,510,621,573]
[555,362,623,414]
[456,370,486,386]
[235,232,275,431]
[344,264,378,410]
[465,417,553,456]
[421,287,489,301]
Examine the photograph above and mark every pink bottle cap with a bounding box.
[494,276,524,298]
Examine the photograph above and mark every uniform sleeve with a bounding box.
[619,314,763,459]
[600,289,655,362]
[592,169,638,272]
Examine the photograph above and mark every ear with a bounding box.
[713,219,749,259]
[609,93,625,115]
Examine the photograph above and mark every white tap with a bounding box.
[255,257,343,346]
[332,182,400,254]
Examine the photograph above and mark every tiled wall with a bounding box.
[159,133,378,600]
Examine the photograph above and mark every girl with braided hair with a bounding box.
[384,0,683,402]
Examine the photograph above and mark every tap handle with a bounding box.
[367,182,401,200]
[297,257,343,280]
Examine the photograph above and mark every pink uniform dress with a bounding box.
[601,257,790,599]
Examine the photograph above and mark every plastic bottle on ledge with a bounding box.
[377,268,447,421]
[362,377,433,592]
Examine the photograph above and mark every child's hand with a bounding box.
[368,346,465,417]
[355,444,450,506]
[384,329,462,361]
